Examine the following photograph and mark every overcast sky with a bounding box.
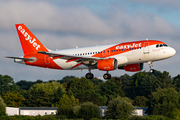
[0,0,179,82]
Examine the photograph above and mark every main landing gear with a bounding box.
[85,67,112,79]
[148,61,155,73]
[103,72,111,79]
[85,73,94,79]
[85,72,112,79]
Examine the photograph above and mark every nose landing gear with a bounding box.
[148,61,155,73]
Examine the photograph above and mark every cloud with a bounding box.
[0,0,114,36]
[126,0,180,9]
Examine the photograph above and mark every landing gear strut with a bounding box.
[148,61,155,73]
[103,72,111,79]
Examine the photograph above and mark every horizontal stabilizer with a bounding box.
[5,56,35,61]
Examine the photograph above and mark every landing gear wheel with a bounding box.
[150,69,155,73]
[148,61,155,73]
[85,73,94,79]
[103,73,111,79]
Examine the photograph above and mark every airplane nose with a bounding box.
[169,47,176,57]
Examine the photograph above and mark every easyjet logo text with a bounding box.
[116,43,142,49]
[18,26,40,50]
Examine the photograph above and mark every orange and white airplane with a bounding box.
[7,23,176,79]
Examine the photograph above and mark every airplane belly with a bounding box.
[53,59,88,70]
[53,59,77,70]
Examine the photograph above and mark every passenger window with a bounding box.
[111,50,113,52]
[160,44,163,47]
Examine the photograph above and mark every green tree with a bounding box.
[0,96,6,116]
[147,88,180,118]
[16,80,34,90]
[105,97,135,119]
[24,81,65,107]
[53,86,65,106]
[0,75,19,95]
[157,71,173,89]
[68,77,106,105]
[2,92,25,107]
[58,76,76,84]
[73,102,100,120]
[173,74,180,92]
[125,71,160,99]
[132,96,148,107]
[100,78,124,104]
[57,94,79,117]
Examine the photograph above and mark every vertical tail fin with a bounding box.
[15,23,48,55]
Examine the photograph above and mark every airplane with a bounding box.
[6,23,176,79]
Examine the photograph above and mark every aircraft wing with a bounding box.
[38,51,105,63]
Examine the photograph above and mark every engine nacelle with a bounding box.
[121,63,143,72]
[97,58,117,71]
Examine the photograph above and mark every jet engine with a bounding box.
[118,63,143,72]
[97,58,117,71]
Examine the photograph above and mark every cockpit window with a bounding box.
[163,44,168,47]
[156,44,168,48]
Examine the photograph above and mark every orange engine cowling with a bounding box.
[123,63,143,72]
[97,58,117,71]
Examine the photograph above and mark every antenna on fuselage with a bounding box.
[76,46,78,48]
[146,38,148,41]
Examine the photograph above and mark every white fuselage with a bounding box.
[50,43,176,70]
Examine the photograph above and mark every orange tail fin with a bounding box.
[15,23,48,55]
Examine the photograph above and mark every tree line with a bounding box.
[0,71,180,119]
